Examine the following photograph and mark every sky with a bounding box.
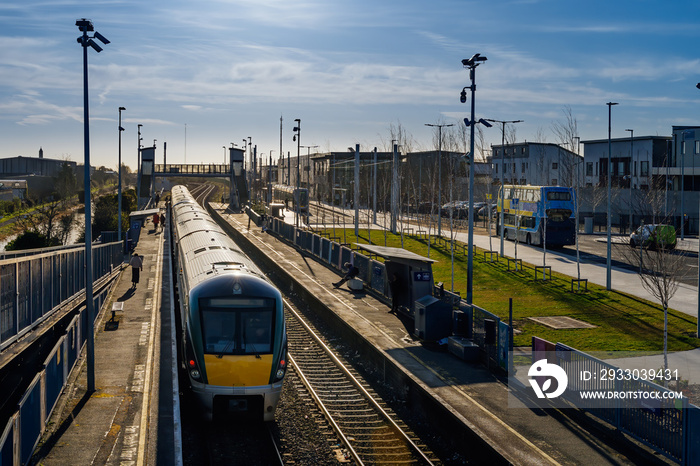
[1,0,700,171]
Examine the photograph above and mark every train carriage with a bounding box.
[171,185,287,421]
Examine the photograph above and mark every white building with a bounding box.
[489,142,582,187]
[580,135,670,190]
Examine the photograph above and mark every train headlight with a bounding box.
[188,358,201,380]
[274,357,287,381]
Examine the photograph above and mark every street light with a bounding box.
[76,18,109,393]
[606,102,619,291]
[484,119,523,256]
[137,124,142,200]
[118,107,125,244]
[461,53,489,305]
[625,129,633,233]
[301,144,318,195]
[425,123,454,237]
[293,119,301,229]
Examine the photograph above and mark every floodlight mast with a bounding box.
[461,54,488,304]
[76,18,109,393]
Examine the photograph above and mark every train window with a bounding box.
[202,310,238,354]
[200,298,275,355]
[241,311,272,354]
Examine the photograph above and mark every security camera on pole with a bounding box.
[461,54,491,304]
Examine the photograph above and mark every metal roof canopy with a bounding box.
[129,208,160,219]
[353,243,436,264]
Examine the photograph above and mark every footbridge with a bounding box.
[139,146,248,209]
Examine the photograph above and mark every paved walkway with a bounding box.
[31,213,175,466]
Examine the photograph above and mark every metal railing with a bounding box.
[0,241,124,350]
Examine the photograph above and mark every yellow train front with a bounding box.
[171,185,287,421]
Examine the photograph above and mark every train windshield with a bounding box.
[200,298,274,356]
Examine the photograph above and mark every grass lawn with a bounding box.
[325,228,700,353]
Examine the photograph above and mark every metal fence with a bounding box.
[0,305,96,465]
[262,215,698,465]
[533,337,699,465]
[0,241,123,350]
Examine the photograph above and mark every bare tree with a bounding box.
[551,105,579,187]
[616,190,686,371]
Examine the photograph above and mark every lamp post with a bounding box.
[461,53,489,304]
[137,124,143,200]
[696,84,700,338]
[606,102,619,291]
[484,119,523,256]
[76,18,109,393]
[425,123,453,237]
[247,137,252,204]
[625,129,633,233]
[293,120,301,229]
[118,107,125,243]
[301,144,318,196]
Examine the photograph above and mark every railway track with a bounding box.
[284,298,440,465]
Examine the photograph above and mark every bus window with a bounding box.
[546,191,571,201]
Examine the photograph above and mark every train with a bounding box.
[170,185,287,421]
[272,184,309,215]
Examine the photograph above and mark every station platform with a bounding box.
[212,205,669,466]
[31,211,176,465]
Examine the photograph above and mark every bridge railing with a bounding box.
[155,163,230,175]
[0,241,124,350]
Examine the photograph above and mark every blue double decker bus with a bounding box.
[496,185,576,246]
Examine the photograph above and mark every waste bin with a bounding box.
[584,217,593,234]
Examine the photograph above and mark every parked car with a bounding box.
[441,201,469,218]
[478,204,497,219]
[629,224,677,250]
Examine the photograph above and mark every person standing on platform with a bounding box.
[129,252,143,288]
[153,212,160,232]
[389,273,403,314]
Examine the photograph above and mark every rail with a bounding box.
[285,298,437,465]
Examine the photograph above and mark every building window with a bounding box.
[696,140,700,154]
[521,162,526,173]
[586,162,593,176]
[641,161,649,176]
[595,162,598,176]
[521,147,526,154]
[552,162,558,169]
[495,164,498,174]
